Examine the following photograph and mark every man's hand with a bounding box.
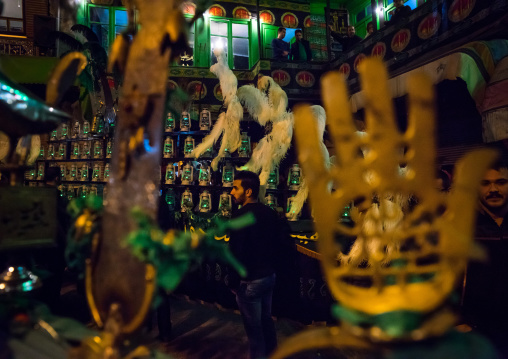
[282,51,289,56]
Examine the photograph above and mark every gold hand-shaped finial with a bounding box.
[293,57,496,323]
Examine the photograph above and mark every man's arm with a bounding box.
[271,38,287,59]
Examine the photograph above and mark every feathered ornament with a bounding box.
[288,105,330,219]
[191,48,243,170]
[237,76,294,185]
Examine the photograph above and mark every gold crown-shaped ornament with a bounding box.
[271,58,498,359]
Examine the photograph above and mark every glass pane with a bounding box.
[3,0,23,18]
[356,10,366,22]
[115,10,128,26]
[211,36,228,65]
[10,20,23,32]
[90,7,109,24]
[232,38,249,57]
[0,19,7,31]
[91,23,109,49]
[210,20,228,36]
[232,23,248,37]
[232,38,249,69]
[115,26,127,38]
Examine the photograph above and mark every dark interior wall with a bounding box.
[354,78,483,148]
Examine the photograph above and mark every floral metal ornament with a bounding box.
[271,58,497,358]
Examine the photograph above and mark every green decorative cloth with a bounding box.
[298,42,307,61]
[126,206,252,295]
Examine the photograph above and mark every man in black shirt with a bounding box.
[475,162,508,238]
[462,162,508,356]
[291,30,312,62]
[229,171,283,359]
[386,0,412,26]
[329,25,362,52]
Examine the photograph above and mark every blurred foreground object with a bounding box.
[271,58,499,358]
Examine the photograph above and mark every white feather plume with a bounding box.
[237,85,271,126]
[289,105,329,218]
[193,48,243,169]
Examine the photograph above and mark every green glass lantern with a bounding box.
[181,163,194,185]
[104,164,110,180]
[72,120,80,139]
[238,132,251,158]
[93,140,103,159]
[92,164,101,182]
[39,146,44,159]
[37,163,44,180]
[198,164,211,186]
[165,189,176,211]
[80,164,88,181]
[70,165,77,181]
[80,185,89,198]
[48,144,54,159]
[60,165,66,181]
[50,129,57,141]
[267,168,279,189]
[286,195,300,221]
[60,123,68,140]
[180,111,191,132]
[57,143,65,159]
[106,139,113,158]
[265,193,278,210]
[165,112,175,132]
[165,164,175,184]
[181,188,193,212]
[82,120,90,138]
[199,108,211,131]
[71,142,80,159]
[199,190,212,212]
[184,136,195,158]
[288,164,302,190]
[82,142,91,159]
[218,191,232,216]
[163,137,174,158]
[222,162,234,187]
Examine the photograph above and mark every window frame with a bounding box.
[209,16,251,70]
[0,0,26,36]
[87,4,134,50]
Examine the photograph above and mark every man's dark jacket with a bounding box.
[291,39,312,61]
[386,5,412,25]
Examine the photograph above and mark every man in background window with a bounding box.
[291,30,312,62]
[329,25,362,52]
[386,0,412,25]
[271,27,290,60]
[365,21,375,38]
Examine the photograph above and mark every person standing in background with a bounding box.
[291,30,312,62]
[271,27,290,60]
[228,171,288,359]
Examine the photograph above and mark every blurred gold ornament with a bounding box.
[271,58,497,358]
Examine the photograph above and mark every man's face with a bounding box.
[367,24,374,34]
[394,0,404,8]
[347,26,356,37]
[479,168,508,211]
[231,179,247,205]
[295,32,302,41]
[279,29,286,39]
